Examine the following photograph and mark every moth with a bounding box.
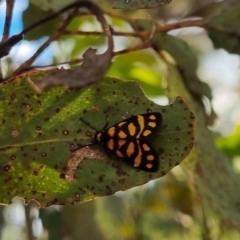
[81,112,162,172]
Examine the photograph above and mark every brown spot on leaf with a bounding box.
[70,144,75,149]
[60,173,65,179]
[98,174,105,182]
[4,176,12,183]
[118,178,126,184]
[75,193,80,198]
[86,131,91,137]
[41,152,47,157]
[11,129,21,137]
[62,130,69,135]
[190,112,195,119]
[10,93,16,100]
[115,167,128,176]
[4,165,11,171]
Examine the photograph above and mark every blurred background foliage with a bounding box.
[0,0,240,239]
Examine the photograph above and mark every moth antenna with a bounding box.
[80,117,99,132]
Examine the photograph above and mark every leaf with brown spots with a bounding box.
[113,0,172,9]
[0,70,195,207]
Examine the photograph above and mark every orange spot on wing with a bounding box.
[118,140,126,147]
[127,142,135,157]
[149,115,156,120]
[143,130,151,136]
[142,143,150,151]
[128,123,136,136]
[147,155,154,161]
[146,163,153,169]
[107,139,114,150]
[148,122,156,127]
[118,131,127,138]
[116,150,124,157]
[107,127,115,137]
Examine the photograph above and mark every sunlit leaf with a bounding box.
[0,70,194,207]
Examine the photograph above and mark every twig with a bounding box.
[9,1,112,79]
[11,9,78,77]
[1,0,14,42]
[63,29,149,38]
[0,0,15,80]
[13,19,207,73]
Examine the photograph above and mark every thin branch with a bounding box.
[14,29,153,73]
[1,0,14,42]
[63,18,205,38]
[11,9,78,77]
[0,0,15,80]
[63,29,148,38]
[5,3,205,79]
[12,19,207,73]
[8,1,112,79]
[157,18,205,32]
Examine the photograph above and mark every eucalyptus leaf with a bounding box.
[113,0,171,9]
[0,70,194,207]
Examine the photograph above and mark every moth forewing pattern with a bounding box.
[82,112,162,172]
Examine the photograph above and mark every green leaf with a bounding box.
[108,51,165,97]
[206,6,240,54]
[166,58,240,228]
[22,2,60,41]
[216,125,240,159]
[30,0,75,11]
[129,20,212,101]
[0,71,194,206]
[113,0,172,9]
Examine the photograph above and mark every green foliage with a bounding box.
[113,0,171,9]
[2,1,240,239]
[108,51,165,97]
[207,6,240,54]
[216,125,240,159]
[0,72,194,206]
[22,2,60,40]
